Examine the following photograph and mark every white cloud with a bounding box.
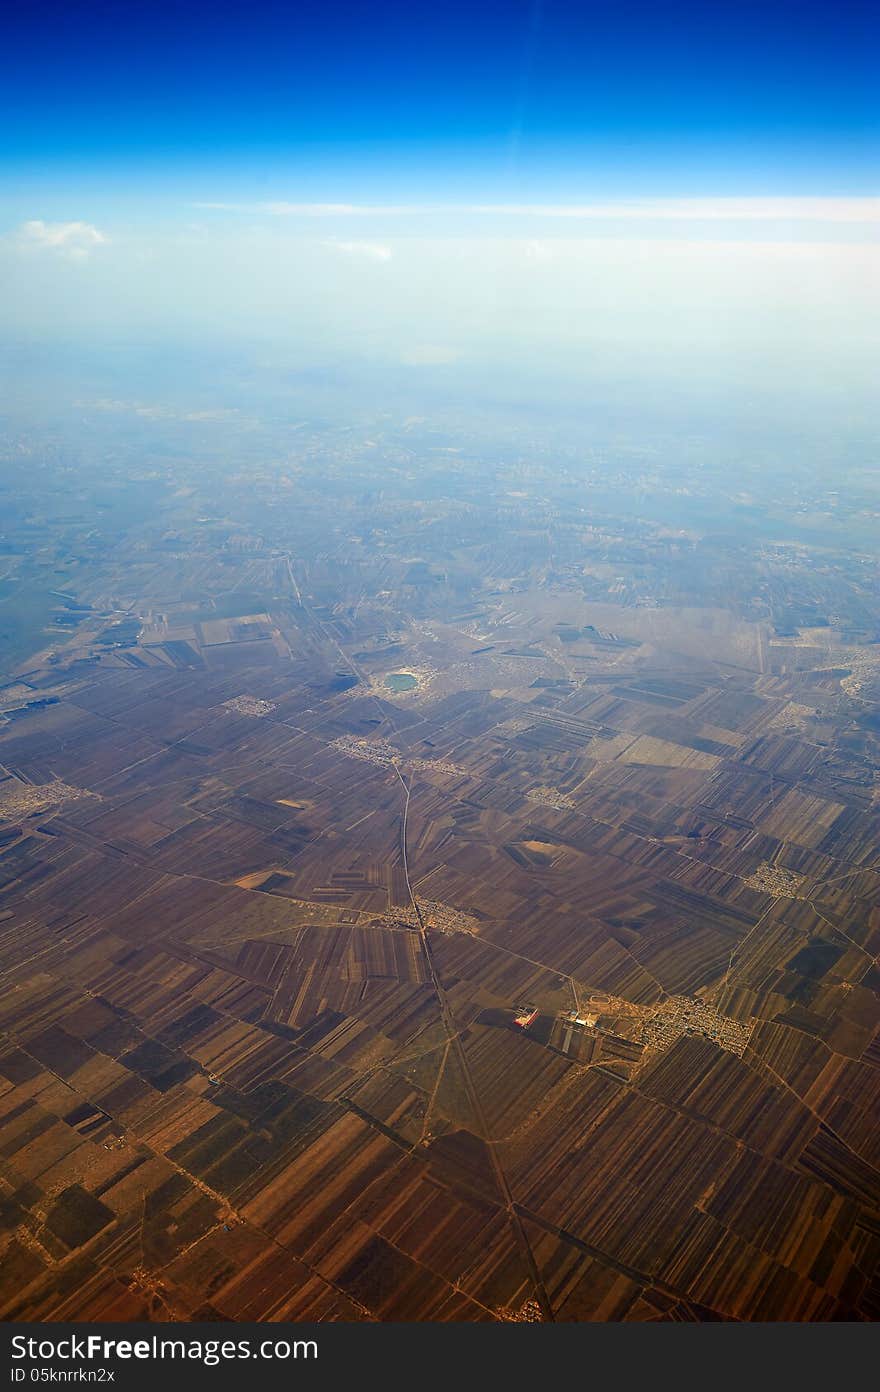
[193,201,417,216]
[469,198,880,223]
[524,239,553,262]
[192,197,880,225]
[18,220,108,260]
[265,203,379,216]
[326,239,392,262]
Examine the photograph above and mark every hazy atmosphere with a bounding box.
[0,0,878,1340]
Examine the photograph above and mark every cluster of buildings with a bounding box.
[223,694,277,717]
[643,996,752,1058]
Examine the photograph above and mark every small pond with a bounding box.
[385,672,418,692]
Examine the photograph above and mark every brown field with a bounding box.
[0,572,877,1325]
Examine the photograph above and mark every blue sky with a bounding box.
[4,0,879,201]
[1,0,877,410]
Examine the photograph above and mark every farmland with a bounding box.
[0,407,878,1322]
